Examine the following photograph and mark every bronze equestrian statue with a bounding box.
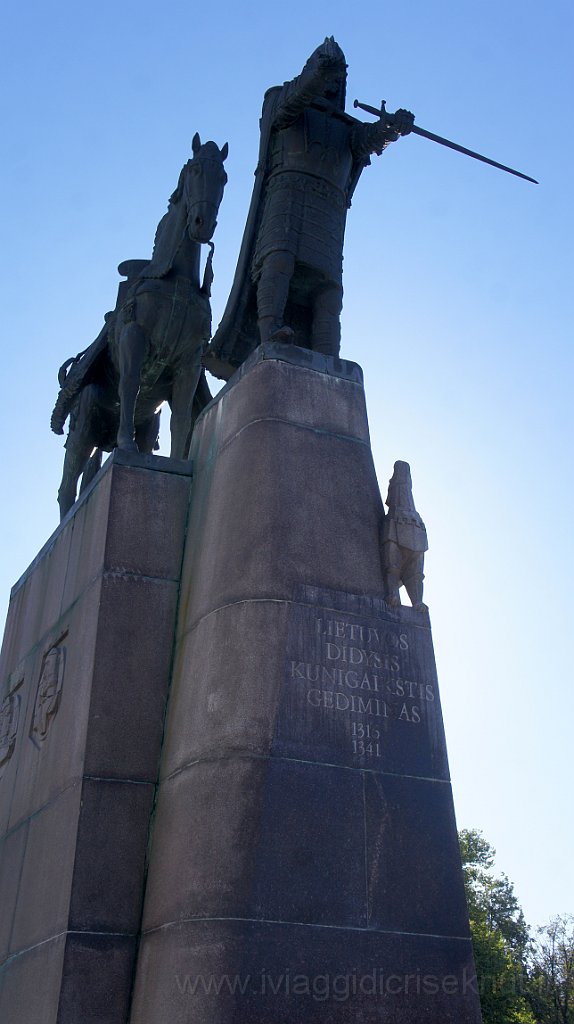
[52,134,228,518]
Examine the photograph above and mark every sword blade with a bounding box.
[353,100,538,184]
[410,124,538,184]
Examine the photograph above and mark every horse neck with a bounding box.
[170,233,201,283]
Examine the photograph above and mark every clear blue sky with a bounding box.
[1,0,572,930]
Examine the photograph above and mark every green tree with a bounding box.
[527,915,574,1024]
[459,829,535,1024]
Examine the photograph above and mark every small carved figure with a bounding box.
[204,37,413,379]
[0,691,20,777]
[31,644,65,747]
[381,461,428,610]
[51,135,228,518]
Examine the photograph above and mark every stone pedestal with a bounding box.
[0,345,482,1022]
[128,344,483,1023]
[0,452,193,1023]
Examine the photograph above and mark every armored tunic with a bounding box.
[382,474,428,554]
[381,461,428,609]
[252,108,355,283]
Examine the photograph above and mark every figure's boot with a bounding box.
[268,324,295,343]
[258,317,295,345]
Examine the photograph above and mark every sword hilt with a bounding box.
[354,99,397,125]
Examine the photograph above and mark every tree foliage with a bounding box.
[459,829,535,1024]
[459,829,574,1024]
[527,915,574,1024]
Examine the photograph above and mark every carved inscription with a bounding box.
[288,615,435,761]
[275,587,446,775]
[0,686,21,778]
[30,639,66,749]
[275,593,444,773]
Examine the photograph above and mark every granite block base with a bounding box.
[0,344,482,1022]
[0,451,193,1023]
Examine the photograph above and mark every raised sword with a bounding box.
[353,100,538,184]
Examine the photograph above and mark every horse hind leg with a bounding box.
[170,360,203,460]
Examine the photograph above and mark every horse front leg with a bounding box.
[79,448,103,495]
[169,358,203,460]
[117,322,148,452]
[135,411,161,455]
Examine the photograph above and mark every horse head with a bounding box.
[182,133,228,244]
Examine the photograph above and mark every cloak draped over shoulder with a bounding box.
[203,88,284,381]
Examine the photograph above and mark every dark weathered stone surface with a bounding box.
[69,778,155,932]
[130,348,482,1023]
[0,934,67,1024]
[57,932,137,1024]
[177,355,382,635]
[142,756,366,932]
[161,599,290,778]
[104,463,192,579]
[83,572,179,780]
[6,582,100,832]
[0,451,193,1023]
[132,919,480,1024]
[10,782,82,954]
[0,822,28,962]
[142,757,269,931]
[364,773,470,936]
[248,757,367,927]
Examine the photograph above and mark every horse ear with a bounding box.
[192,132,201,154]
[220,142,229,161]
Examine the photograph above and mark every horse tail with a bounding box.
[51,388,75,435]
[51,350,89,434]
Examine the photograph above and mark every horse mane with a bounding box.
[169,161,191,205]
[150,163,190,263]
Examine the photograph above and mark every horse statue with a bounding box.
[51,133,228,519]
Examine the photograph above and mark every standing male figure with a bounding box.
[381,461,428,610]
[205,37,413,379]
